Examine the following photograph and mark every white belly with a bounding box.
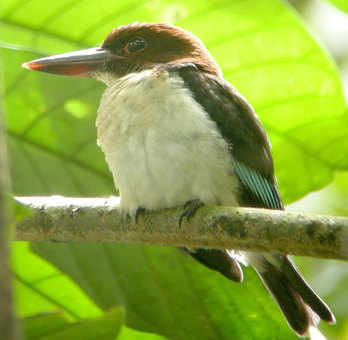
[96,68,239,215]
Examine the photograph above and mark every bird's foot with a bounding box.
[179,199,204,226]
[121,207,146,224]
[135,206,146,224]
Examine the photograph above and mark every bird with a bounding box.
[23,22,335,337]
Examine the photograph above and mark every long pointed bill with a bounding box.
[22,47,118,77]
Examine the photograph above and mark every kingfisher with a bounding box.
[23,23,335,337]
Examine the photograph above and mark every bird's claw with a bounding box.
[135,206,146,224]
[179,199,203,227]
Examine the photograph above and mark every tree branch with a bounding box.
[0,103,18,338]
[14,196,348,261]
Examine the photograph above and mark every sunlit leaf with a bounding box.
[14,243,162,339]
[12,242,102,319]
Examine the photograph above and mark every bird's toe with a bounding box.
[179,199,204,226]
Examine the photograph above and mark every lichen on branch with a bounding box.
[14,196,348,261]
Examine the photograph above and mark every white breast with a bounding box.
[96,68,239,215]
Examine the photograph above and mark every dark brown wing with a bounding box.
[173,65,334,335]
[176,65,283,210]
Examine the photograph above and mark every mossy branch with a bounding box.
[14,196,348,261]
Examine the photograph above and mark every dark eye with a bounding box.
[125,37,147,54]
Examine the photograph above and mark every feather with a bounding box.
[175,64,334,335]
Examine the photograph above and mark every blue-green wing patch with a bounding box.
[235,161,283,210]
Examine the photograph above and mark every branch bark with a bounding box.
[0,94,18,338]
[14,196,348,261]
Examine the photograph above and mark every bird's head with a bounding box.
[23,23,221,82]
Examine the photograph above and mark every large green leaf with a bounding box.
[23,308,124,340]
[12,242,102,319]
[32,242,297,340]
[13,242,168,340]
[1,0,344,339]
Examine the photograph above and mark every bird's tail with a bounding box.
[247,253,335,336]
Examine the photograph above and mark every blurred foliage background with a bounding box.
[1,0,348,339]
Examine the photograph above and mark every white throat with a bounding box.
[96,68,239,215]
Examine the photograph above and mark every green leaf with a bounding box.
[12,242,102,319]
[14,242,167,339]
[325,0,348,14]
[32,242,297,340]
[118,326,168,340]
[23,307,124,340]
[23,312,70,338]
